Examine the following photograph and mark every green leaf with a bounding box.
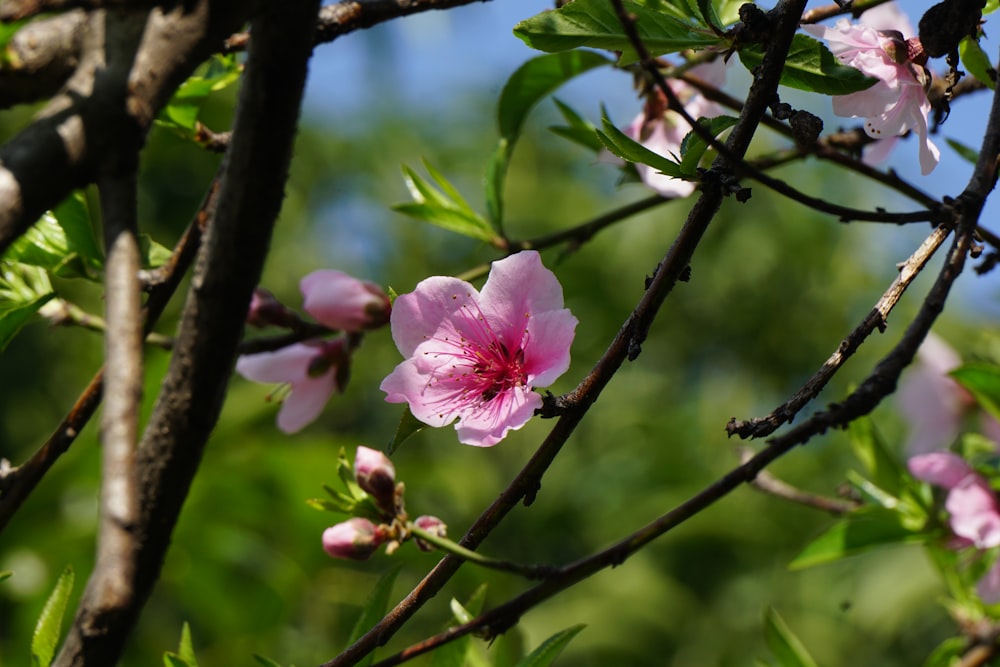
[678,115,738,175]
[738,34,877,95]
[31,565,74,667]
[597,111,686,179]
[946,138,979,165]
[922,636,967,667]
[762,607,819,667]
[157,54,241,133]
[3,193,101,280]
[163,656,194,667]
[952,363,1000,422]
[0,571,12,583]
[139,234,174,269]
[549,98,603,153]
[394,165,497,243]
[789,510,923,570]
[431,585,489,667]
[498,52,610,142]
[51,192,102,271]
[515,625,585,667]
[346,567,400,667]
[987,0,999,14]
[0,292,54,354]
[252,656,285,667]
[513,0,722,64]
[493,626,527,667]
[959,36,995,90]
[387,406,428,455]
[177,622,198,667]
[848,417,905,497]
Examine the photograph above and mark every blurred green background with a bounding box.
[0,3,997,665]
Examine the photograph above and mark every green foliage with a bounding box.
[157,54,241,135]
[388,405,429,454]
[0,570,11,583]
[549,99,603,153]
[346,567,400,667]
[761,607,819,667]
[952,363,1000,422]
[514,625,585,667]
[252,655,286,667]
[394,161,498,243]
[597,110,686,178]
[162,622,199,667]
[922,636,968,667]
[946,137,980,165]
[959,35,995,90]
[789,509,925,570]
[737,34,877,95]
[677,115,739,175]
[513,0,722,65]
[31,566,74,667]
[430,585,487,667]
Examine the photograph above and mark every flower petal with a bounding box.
[277,371,337,433]
[523,308,578,387]
[479,251,566,340]
[235,343,317,384]
[947,475,1000,548]
[455,386,541,447]
[389,276,479,356]
[908,452,973,488]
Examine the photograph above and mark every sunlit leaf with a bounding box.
[157,54,241,133]
[0,292,54,354]
[513,0,722,64]
[959,35,995,90]
[678,114,738,175]
[514,625,585,667]
[848,417,905,497]
[387,405,428,454]
[789,510,924,570]
[163,656,193,667]
[762,607,819,667]
[394,165,497,243]
[346,567,400,667]
[946,138,979,165]
[31,565,74,667]
[738,34,876,95]
[952,363,1000,422]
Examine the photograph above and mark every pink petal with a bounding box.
[479,251,566,338]
[523,309,578,388]
[946,476,1000,548]
[380,358,462,428]
[276,371,337,433]
[454,385,541,447]
[235,344,316,384]
[860,1,915,37]
[301,269,388,332]
[978,558,1000,604]
[389,276,479,357]
[908,452,973,488]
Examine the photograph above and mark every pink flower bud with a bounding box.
[908,452,973,490]
[322,518,385,561]
[301,270,391,332]
[412,515,447,552]
[354,447,396,510]
[247,288,296,328]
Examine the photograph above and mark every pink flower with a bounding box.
[897,333,1000,455]
[247,288,296,328]
[322,518,386,560]
[379,251,577,447]
[236,339,349,434]
[803,7,939,174]
[301,269,390,332]
[622,61,726,198]
[909,452,1000,549]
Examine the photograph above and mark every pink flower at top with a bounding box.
[380,251,578,447]
[301,269,391,332]
[236,339,348,434]
[622,60,726,198]
[803,4,940,174]
[909,452,1000,549]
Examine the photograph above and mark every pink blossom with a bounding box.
[236,339,348,434]
[301,269,390,332]
[622,60,726,198]
[897,333,1000,454]
[908,451,973,488]
[909,452,1000,549]
[379,251,577,447]
[803,7,940,174]
[322,518,385,560]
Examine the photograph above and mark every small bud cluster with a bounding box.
[321,447,447,561]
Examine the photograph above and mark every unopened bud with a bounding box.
[354,446,396,511]
[413,515,448,552]
[322,518,385,561]
[247,288,296,328]
[301,270,392,332]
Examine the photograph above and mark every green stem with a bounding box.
[408,525,555,579]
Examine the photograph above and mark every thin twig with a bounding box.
[737,446,861,514]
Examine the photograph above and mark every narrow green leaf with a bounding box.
[762,607,819,667]
[498,51,610,142]
[848,417,905,497]
[549,98,603,152]
[176,622,198,667]
[346,567,400,667]
[0,292,54,354]
[430,586,489,667]
[946,138,979,165]
[252,655,285,667]
[396,166,496,242]
[789,510,923,570]
[492,626,527,667]
[387,406,428,454]
[598,112,686,179]
[952,363,1000,422]
[31,566,74,667]
[515,625,585,667]
[513,0,722,64]
[678,115,738,175]
[959,36,995,90]
[738,34,877,95]
[485,140,510,227]
[157,54,241,133]
[163,655,194,667]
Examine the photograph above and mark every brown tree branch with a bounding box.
[0,10,86,109]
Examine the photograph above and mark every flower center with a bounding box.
[470,340,527,403]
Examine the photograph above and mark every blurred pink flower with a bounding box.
[322,517,386,560]
[354,446,396,511]
[622,60,726,198]
[897,333,1000,454]
[380,251,577,447]
[804,5,939,174]
[236,339,348,434]
[301,269,390,332]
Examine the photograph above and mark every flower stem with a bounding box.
[408,525,556,579]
